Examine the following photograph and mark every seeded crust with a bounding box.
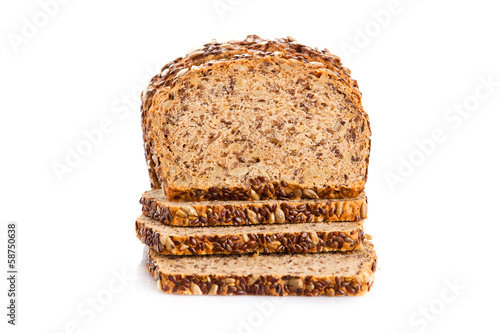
[140,189,367,227]
[141,35,371,201]
[146,241,376,296]
[136,215,364,256]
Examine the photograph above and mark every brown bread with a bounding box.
[136,215,364,256]
[146,241,376,296]
[141,35,371,201]
[140,189,367,226]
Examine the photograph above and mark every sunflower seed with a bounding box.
[268,212,275,223]
[287,278,303,289]
[222,278,236,284]
[303,189,319,199]
[160,235,175,250]
[208,284,218,295]
[175,68,189,78]
[250,189,260,200]
[326,288,335,296]
[336,202,344,218]
[181,206,198,217]
[187,50,204,60]
[190,282,202,295]
[247,209,258,224]
[175,210,188,218]
[360,201,367,219]
[275,208,285,223]
[309,61,325,67]
[269,240,282,250]
[310,232,319,245]
[247,275,259,286]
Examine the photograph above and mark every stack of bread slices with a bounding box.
[136,35,376,296]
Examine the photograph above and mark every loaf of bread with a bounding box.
[141,35,371,201]
[136,215,364,256]
[147,241,376,296]
[141,189,367,226]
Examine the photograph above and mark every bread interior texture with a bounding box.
[151,57,370,190]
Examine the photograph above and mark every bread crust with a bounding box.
[135,215,365,256]
[140,189,367,227]
[141,35,371,200]
[146,243,377,296]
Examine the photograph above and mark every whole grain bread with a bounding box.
[141,35,371,201]
[135,215,364,256]
[141,189,367,226]
[147,241,376,296]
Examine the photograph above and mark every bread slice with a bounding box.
[141,189,367,226]
[141,35,362,190]
[136,215,364,256]
[141,35,371,201]
[146,241,376,296]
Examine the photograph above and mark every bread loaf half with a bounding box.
[135,215,364,256]
[147,241,376,296]
[142,35,371,201]
[141,189,367,226]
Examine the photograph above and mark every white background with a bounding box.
[1,0,499,332]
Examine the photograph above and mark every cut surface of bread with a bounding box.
[135,215,364,255]
[141,189,367,226]
[142,36,370,201]
[147,241,376,296]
